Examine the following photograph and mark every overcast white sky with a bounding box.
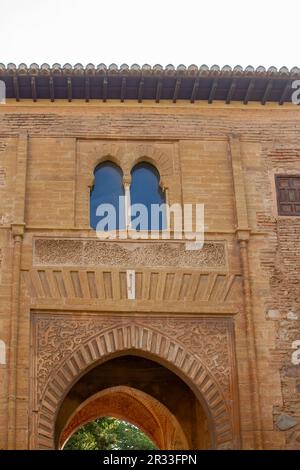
[1,0,299,68]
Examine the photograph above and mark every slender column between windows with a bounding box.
[124,182,131,232]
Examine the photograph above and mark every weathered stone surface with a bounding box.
[276,415,298,431]
[287,311,298,321]
[267,309,280,320]
[283,364,300,378]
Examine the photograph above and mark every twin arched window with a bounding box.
[90,161,166,231]
[90,162,125,230]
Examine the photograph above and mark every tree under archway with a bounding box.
[63,417,157,450]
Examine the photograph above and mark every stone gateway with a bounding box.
[0,63,300,450]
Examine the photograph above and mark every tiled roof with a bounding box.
[1,62,300,76]
[1,63,300,104]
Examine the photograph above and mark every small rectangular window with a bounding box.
[276,175,300,216]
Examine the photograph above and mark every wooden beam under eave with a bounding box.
[49,77,55,102]
[279,80,291,105]
[13,76,20,102]
[173,78,181,103]
[243,78,255,104]
[120,77,126,102]
[103,77,108,102]
[225,78,237,104]
[190,78,199,103]
[208,78,218,104]
[67,77,72,102]
[138,77,144,103]
[261,80,273,105]
[155,78,163,103]
[85,77,90,102]
[31,76,37,102]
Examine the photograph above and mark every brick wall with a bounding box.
[0,101,299,449]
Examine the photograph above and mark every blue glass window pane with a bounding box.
[130,163,166,230]
[90,162,125,230]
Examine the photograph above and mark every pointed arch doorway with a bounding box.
[31,315,240,450]
[56,355,211,450]
[59,385,190,450]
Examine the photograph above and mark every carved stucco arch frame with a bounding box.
[89,157,166,192]
[85,143,175,189]
[59,386,189,450]
[130,157,166,191]
[35,323,235,450]
[89,158,124,194]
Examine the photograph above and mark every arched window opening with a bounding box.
[63,417,157,450]
[130,162,166,231]
[90,162,125,231]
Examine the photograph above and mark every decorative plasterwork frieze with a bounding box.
[33,239,227,269]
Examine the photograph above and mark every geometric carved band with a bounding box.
[33,238,227,269]
[24,268,242,306]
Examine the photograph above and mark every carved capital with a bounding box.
[123,173,131,186]
[236,229,251,241]
[11,223,25,238]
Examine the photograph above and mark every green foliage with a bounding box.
[64,417,157,450]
